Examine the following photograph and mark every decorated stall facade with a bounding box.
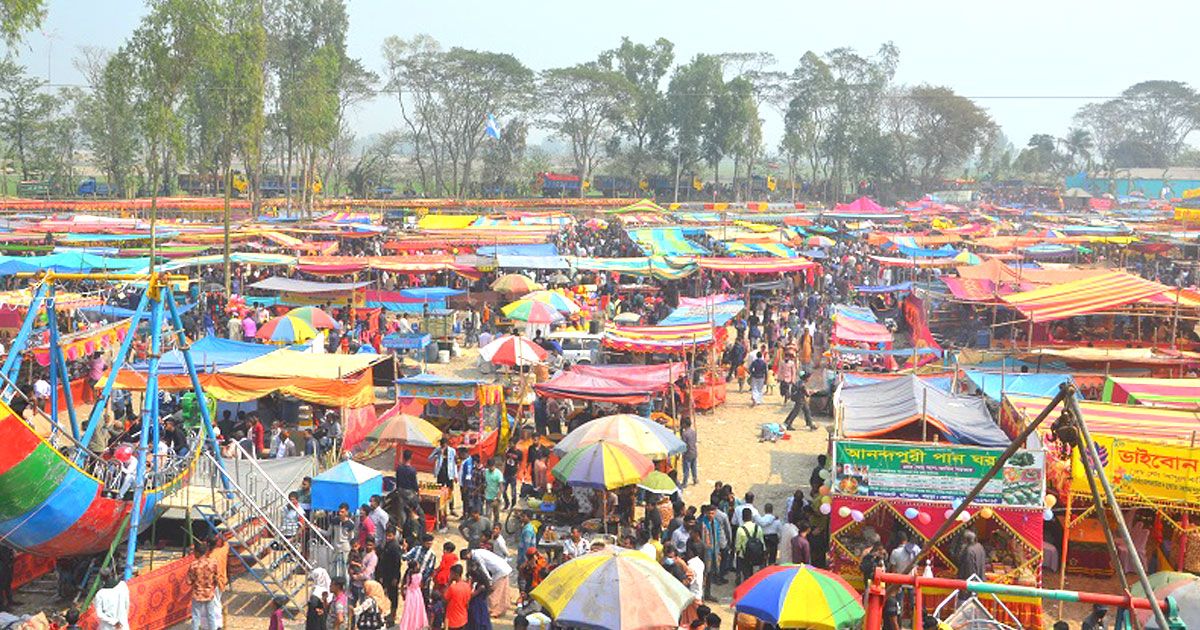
[1002,395,1200,575]
[828,438,1046,627]
[385,373,507,471]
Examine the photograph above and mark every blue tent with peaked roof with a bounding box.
[311,460,383,512]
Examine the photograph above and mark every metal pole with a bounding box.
[1067,394,1172,630]
[0,282,48,400]
[125,295,164,580]
[164,289,231,491]
[46,287,80,441]
[79,292,149,456]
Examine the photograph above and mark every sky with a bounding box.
[13,0,1200,158]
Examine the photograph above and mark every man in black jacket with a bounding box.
[377,527,404,625]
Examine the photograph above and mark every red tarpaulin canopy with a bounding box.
[534,362,685,403]
[833,196,887,214]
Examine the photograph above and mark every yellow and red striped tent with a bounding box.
[1000,271,1176,323]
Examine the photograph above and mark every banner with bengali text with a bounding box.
[833,440,1045,507]
[1071,435,1200,504]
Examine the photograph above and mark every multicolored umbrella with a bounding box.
[491,273,543,294]
[502,299,565,324]
[522,290,581,314]
[638,470,678,494]
[531,548,693,630]
[257,314,318,343]
[479,334,547,366]
[733,564,864,630]
[287,306,340,330]
[553,414,686,460]
[954,250,982,265]
[551,440,654,490]
[583,218,608,231]
[806,235,836,248]
[363,413,443,449]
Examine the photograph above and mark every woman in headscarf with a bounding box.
[353,580,390,630]
[464,565,493,630]
[309,567,331,602]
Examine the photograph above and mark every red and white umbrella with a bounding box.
[480,334,547,367]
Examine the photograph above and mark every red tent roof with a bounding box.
[833,196,888,214]
[534,362,685,403]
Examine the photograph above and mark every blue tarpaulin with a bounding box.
[477,244,559,257]
[854,281,913,294]
[833,304,878,323]
[659,299,745,326]
[382,332,432,350]
[963,371,1077,402]
[80,302,196,320]
[128,334,275,374]
[896,244,958,258]
[0,252,151,275]
[399,287,465,301]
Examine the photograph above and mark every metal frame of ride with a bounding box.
[0,272,230,579]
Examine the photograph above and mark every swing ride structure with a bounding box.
[0,272,228,579]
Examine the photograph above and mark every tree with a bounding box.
[1060,128,1094,172]
[382,34,534,197]
[665,54,724,201]
[123,0,218,265]
[0,0,46,44]
[538,63,632,194]
[268,0,352,211]
[75,49,140,197]
[480,118,528,196]
[0,58,54,184]
[904,85,995,190]
[597,37,674,178]
[1074,81,1200,169]
[781,52,836,199]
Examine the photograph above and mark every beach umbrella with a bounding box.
[531,548,693,630]
[492,273,542,294]
[257,314,318,343]
[288,306,340,330]
[638,470,678,494]
[522,290,581,314]
[551,440,654,490]
[583,218,608,231]
[806,235,836,248]
[733,564,864,630]
[479,334,547,366]
[363,413,443,449]
[953,250,981,265]
[502,299,565,324]
[553,414,686,460]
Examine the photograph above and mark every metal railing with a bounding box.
[208,439,335,553]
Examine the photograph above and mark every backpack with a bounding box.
[741,524,765,564]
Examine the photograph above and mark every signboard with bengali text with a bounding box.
[833,440,1044,507]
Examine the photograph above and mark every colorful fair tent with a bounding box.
[962,371,1076,403]
[602,323,724,354]
[310,460,384,512]
[835,375,1008,446]
[1000,271,1178,322]
[535,363,686,404]
[1102,377,1200,410]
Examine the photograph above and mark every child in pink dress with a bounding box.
[397,562,430,630]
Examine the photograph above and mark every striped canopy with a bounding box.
[1103,376,1200,410]
[551,440,654,490]
[1008,395,1200,445]
[1000,271,1173,323]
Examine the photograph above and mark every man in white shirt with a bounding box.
[33,377,50,403]
[755,503,783,565]
[561,527,590,560]
[467,547,513,618]
[731,493,761,526]
[92,568,130,630]
[778,517,800,565]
